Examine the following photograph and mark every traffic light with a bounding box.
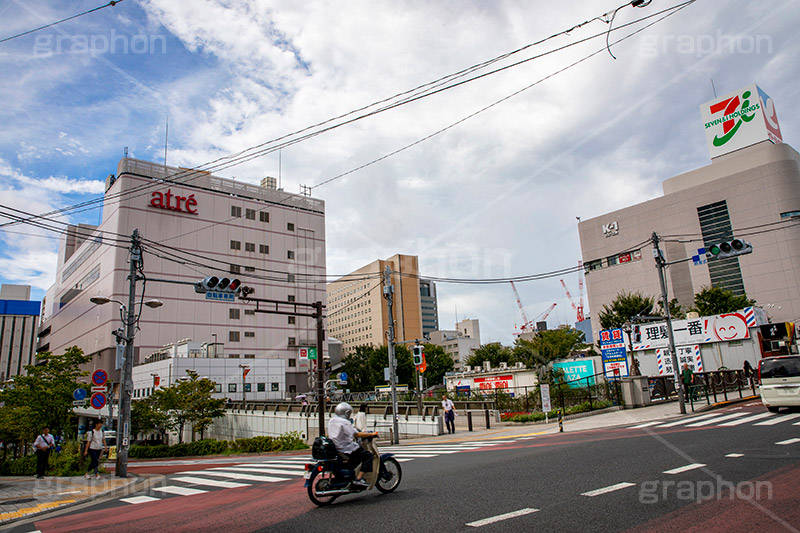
[324,360,331,373]
[195,276,242,294]
[707,239,752,260]
[412,345,424,366]
[633,325,641,343]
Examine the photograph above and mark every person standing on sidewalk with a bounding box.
[681,363,695,402]
[33,427,55,479]
[83,420,107,479]
[442,395,457,434]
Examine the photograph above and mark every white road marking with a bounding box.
[725,453,744,458]
[581,482,636,497]
[235,463,307,469]
[170,476,250,488]
[396,458,414,462]
[178,470,290,482]
[387,454,437,458]
[120,495,160,505]
[755,413,800,426]
[655,413,721,427]
[686,413,748,427]
[629,422,661,429]
[152,486,207,496]
[663,463,706,475]
[466,508,539,527]
[719,412,775,426]
[210,467,304,476]
[775,438,800,446]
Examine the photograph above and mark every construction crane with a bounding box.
[510,281,532,332]
[537,302,558,324]
[560,264,585,322]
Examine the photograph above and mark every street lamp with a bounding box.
[90,294,163,477]
[212,333,218,358]
[239,364,249,404]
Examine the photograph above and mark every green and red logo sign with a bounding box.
[700,84,782,159]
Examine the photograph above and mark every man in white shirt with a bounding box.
[84,420,107,479]
[442,395,457,434]
[328,402,378,488]
[33,427,55,479]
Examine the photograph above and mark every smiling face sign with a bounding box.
[707,313,750,341]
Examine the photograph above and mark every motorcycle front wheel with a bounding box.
[308,470,338,506]
[375,457,402,494]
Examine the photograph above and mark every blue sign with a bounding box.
[339,372,348,381]
[73,388,87,401]
[206,292,235,302]
[599,328,629,378]
[553,360,596,388]
[90,392,107,409]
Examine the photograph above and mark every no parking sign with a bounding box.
[91,392,107,410]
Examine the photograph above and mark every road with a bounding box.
[11,403,800,533]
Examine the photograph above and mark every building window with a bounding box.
[257,383,266,392]
[607,255,619,266]
[245,208,256,220]
[229,331,240,342]
[244,331,255,338]
[288,316,296,325]
[244,309,255,316]
[229,353,240,358]
[214,384,222,393]
[229,308,240,319]
[288,358,296,368]
[230,240,241,250]
[287,250,295,260]
[780,211,800,219]
[244,353,255,359]
[245,242,255,252]
[271,383,279,391]
[244,266,255,273]
[228,383,237,393]
[585,259,603,271]
[259,244,269,254]
[287,273,295,282]
[231,206,242,217]
[260,211,269,223]
[230,264,241,274]
[244,383,252,392]
[289,385,297,394]
[287,295,295,302]
[288,337,296,346]
[287,222,295,231]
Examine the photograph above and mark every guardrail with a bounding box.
[647,370,757,411]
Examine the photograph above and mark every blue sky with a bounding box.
[1,0,799,344]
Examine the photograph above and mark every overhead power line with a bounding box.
[0,0,124,45]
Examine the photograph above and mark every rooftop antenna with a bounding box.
[279,150,282,190]
[124,146,128,158]
[164,115,169,172]
[711,78,717,98]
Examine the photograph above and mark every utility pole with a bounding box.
[383,266,400,445]
[652,232,686,415]
[314,301,326,438]
[117,229,141,477]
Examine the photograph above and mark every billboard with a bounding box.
[553,360,595,388]
[599,328,629,377]
[656,345,704,376]
[631,308,764,351]
[700,84,782,159]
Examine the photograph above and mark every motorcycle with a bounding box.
[304,436,402,506]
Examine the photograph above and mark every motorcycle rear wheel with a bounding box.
[308,470,338,506]
[375,457,402,494]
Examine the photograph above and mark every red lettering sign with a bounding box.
[149,189,198,215]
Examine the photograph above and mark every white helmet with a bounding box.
[334,402,353,419]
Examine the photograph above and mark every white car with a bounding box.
[759,355,800,412]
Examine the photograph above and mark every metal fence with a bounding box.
[648,369,757,411]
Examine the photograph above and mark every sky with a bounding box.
[0,0,798,346]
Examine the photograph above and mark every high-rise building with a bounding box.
[0,284,40,382]
[327,254,423,354]
[419,278,439,337]
[37,157,326,395]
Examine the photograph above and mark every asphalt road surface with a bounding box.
[12,403,800,533]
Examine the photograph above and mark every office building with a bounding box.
[419,278,439,337]
[0,284,40,381]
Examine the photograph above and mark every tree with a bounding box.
[130,396,169,441]
[598,291,658,331]
[420,344,455,389]
[465,343,515,368]
[150,370,224,443]
[513,328,588,369]
[341,345,382,392]
[0,346,90,439]
[692,285,756,316]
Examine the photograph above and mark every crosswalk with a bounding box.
[119,440,514,505]
[628,410,800,431]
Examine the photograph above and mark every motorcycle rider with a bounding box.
[328,402,378,488]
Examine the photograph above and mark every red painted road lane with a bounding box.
[625,463,800,533]
[33,479,313,533]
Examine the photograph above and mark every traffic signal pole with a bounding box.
[314,301,326,438]
[383,266,400,445]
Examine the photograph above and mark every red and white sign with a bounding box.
[473,374,513,391]
[149,189,198,215]
[243,368,251,378]
[298,348,309,359]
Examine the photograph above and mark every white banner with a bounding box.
[632,308,764,351]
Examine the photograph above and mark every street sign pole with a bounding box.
[383,266,400,445]
[314,301,326,439]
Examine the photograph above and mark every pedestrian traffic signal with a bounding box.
[195,276,242,294]
[412,345,424,366]
[324,360,332,373]
[707,239,752,260]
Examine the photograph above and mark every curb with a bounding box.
[0,474,164,530]
[691,394,759,413]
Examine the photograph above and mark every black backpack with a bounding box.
[312,436,338,460]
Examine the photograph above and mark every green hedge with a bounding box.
[502,400,613,423]
[0,441,86,477]
[128,432,307,459]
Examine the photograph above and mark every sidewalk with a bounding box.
[0,473,151,528]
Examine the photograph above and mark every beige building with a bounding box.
[37,157,326,395]
[429,318,481,370]
[579,140,800,343]
[327,254,423,354]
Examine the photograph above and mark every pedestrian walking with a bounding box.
[442,395,457,434]
[84,420,107,480]
[353,402,368,432]
[33,426,55,479]
[681,363,695,403]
